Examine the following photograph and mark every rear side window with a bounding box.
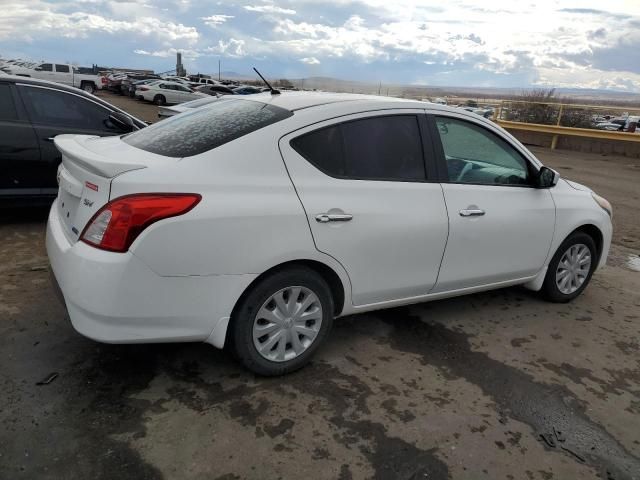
[291,115,426,181]
[123,98,293,157]
[0,84,18,120]
[19,86,115,131]
[55,64,70,73]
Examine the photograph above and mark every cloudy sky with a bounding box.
[2,0,640,91]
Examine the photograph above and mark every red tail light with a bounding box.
[101,77,107,84]
[139,86,149,91]
[80,194,201,253]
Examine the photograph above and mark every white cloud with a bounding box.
[0,0,199,44]
[300,56,320,65]
[203,38,247,58]
[201,14,234,27]
[244,5,296,15]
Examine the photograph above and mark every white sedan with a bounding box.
[47,92,612,375]
[137,80,206,105]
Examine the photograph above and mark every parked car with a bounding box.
[128,78,161,98]
[0,75,145,205]
[0,62,104,93]
[189,76,220,85]
[46,92,612,376]
[232,85,264,95]
[137,80,207,105]
[120,74,160,96]
[157,95,221,119]
[194,84,235,96]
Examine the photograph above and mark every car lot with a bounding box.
[1,96,639,479]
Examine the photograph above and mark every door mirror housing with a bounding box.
[108,112,136,132]
[537,166,559,188]
[34,67,42,71]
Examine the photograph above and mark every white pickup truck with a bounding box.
[0,62,104,93]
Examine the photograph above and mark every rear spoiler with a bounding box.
[54,135,147,178]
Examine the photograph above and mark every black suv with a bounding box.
[0,75,145,205]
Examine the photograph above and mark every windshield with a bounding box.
[123,98,292,157]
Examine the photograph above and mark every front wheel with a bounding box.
[153,94,166,106]
[229,267,334,376]
[541,232,597,303]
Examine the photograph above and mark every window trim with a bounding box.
[289,112,437,184]
[427,113,538,188]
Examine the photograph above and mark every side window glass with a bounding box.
[292,115,426,182]
[40,63,53,72]
[435,116,530,186]
[19,86,116,131]
[55,64,70,73]
[291,125,345,176]
[0,84,18,121]
[342,116,425,181]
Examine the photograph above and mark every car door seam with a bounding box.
[276,136,356,304]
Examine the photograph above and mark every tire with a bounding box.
[81,82,95,94]
[153,95,166,106]
[229,267,334,376]
[541,232,597,303]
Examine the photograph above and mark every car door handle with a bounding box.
[45,137,56,142]
[459,209,485,217]
[316,213,353,223]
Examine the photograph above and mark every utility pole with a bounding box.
[218,59,221,82]
[378,81,381,95]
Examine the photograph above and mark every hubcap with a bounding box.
[556,243,591,295]
[252,286,323,362]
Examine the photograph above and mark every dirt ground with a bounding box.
[1,96,639,480]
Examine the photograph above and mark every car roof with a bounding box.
[234,90,462,113]
[0,74,92,93]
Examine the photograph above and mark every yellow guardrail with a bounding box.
[497,120,640,145]
[486,99,640,149]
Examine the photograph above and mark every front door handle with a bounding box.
[459,209,485,217]
[45,137,56,142]
[316,213,353,223]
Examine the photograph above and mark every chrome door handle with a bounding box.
[459,209,485,217]
[316,213,353,223]
[45,137,56,142]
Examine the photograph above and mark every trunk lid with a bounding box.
[54,134,171,244]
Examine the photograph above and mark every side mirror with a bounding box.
[537,166,559,188]
[34,67,42,71]
[108,112,136,132]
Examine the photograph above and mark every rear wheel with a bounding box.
[153,94,166,106]
[80,82,95,94]
[541,232,597,303]
[230,267,334,376]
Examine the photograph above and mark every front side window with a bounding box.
[435,116,530,186]
[39,63,53,72]
[0,84,18,121]
[291,115,426,182]
[19,86,117,131]
[55,64,70,73]
[123,98,293,157]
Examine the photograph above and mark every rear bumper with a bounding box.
[46,200,255,346]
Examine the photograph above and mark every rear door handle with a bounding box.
[459,209,485,217]
[316,213,353,223]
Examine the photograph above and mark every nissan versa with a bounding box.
[46,92,613,375]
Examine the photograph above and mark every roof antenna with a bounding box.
[253,67,280,95]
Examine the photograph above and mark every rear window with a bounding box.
[123,98,292,157]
